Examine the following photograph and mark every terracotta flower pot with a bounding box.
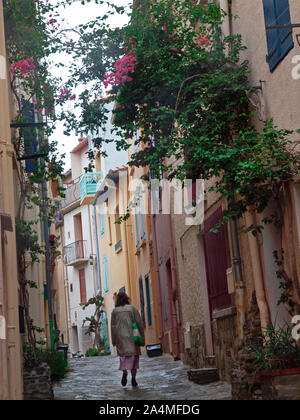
[261,367,300,377]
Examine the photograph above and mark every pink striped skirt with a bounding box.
[119,355,139,371]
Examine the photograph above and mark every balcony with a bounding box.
[63,240,88,267]
[80,172,102,205]
[61,177,81,213]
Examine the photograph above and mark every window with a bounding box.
[263,0,294,71]
[103,255,109,293]
[145,275,152,327]
[79,269,87,303]
[108,215,112,245]
[21,99,37,173]
[115,206,121,244]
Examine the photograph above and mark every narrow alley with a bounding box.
[53,354,231,400]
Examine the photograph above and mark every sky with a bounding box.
[49,0,130,170]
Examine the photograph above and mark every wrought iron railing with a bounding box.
[61,177,81,209]
[63,240,87,265]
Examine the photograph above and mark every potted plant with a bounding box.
[249,325,300,400]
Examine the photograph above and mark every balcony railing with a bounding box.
[63,240,88,266]
[61,177,81,209]
[80,172,102,202]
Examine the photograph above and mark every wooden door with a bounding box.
[79,269,87,304]
[203,207,232,316]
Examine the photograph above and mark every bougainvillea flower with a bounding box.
[9,57,36,77]
[58,87,70,99]
[195,36,211,47]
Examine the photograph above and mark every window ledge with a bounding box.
[212,306,236,321]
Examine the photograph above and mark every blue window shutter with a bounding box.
[100,205,105,236]
[263,0,293,71]
[102,314,108,346]
[21,99,37,173]
[275,0,294,57]
[103,255,109,293]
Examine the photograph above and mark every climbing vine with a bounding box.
[58,0,300,315]
[5,0,300,340]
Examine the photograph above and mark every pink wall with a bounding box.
[151,211,183,360]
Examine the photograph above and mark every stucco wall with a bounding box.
[63,204,96,354]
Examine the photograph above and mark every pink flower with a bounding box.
[9,57,35,77]
[103,48,137,88]
[195,36,211,48]
[58,87,70,100]
[70,94,76,100]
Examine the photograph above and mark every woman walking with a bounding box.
[111,291,145,387]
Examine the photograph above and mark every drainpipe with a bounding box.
[245,211,271,330]
[42,181,54,352]
[228,199,246,344]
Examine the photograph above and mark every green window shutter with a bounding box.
[145,276,152,327]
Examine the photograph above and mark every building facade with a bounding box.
[168,0,300,387]
[61,137,102,355]
[0,1,23,399]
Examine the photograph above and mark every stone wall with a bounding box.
[23,363,54,400]
[212,309,239,383]
[260,374,300,400]
[232,293,263,400]
[182,324,208,369]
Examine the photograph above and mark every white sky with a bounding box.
[49,0,130,170]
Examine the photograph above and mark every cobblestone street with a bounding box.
[53,354,231,400]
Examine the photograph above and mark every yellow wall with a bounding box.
[0,1,23,399]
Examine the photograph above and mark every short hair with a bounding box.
[115,291,130,307]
